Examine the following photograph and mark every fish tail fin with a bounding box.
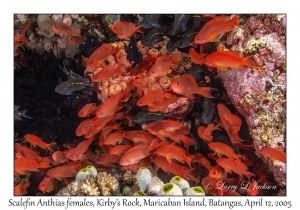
[185,155,194,169]
[233,154,245,161]
[38,161,52,169]
[243,55,257,68]
[21,110,32,119]
[197,87,218,98]
[171,53,182,64]
[46,143,56,152]
[230,15,240,26]
[182,136,195,154]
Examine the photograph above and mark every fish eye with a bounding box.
[152,70,155,73]
[176,82,179,85]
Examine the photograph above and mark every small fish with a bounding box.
[46,164,78,181]
[51,21,81,37]
[208,142,244,160]
[120,139,162,166]
[39,177,55,194]
[67,35,86,47]
[95,89,131,118]
[168,14,190,37]
[177,29,199,48]
[136,88,165,106]
[194,15,239,44]
[14,105,32,121]
[259,146,286,164]
[216,158,255,181]
[24,134,55,152]
[55,77,91,96]
[147,93,180,112]
[110,21,143,39]
[122,130,155,144]
[52,151,68,164]
[14,20,32,48]
[91,64,125,82]
[14,158,51,175]
[103,131,124,146]
[146,119,189,134]
[132,111,167,124]
[124,38,143,66]
[94,153,120,167]
[197,123,221,142]
[78,35,103,58]
[166,36,182,52]
[14,182,30,196]
[86,43,123,71]
[148,54,181,77]
[141,14,161,28]
[76,118,94,137]
[78,103,99,117]
[209,165,228,180]
[70,138,94,161]
[171,74,217,98]
[154,142,193,168]
[201,98,216,125]
[59,65,82,80]
[204,50,257,71]
[191,153,213,170]
[141,27,164,47]
[184,65,205,82]
[217,104,242,135]
[14,143,51,162]
[189,48,207,64]
[109,145,133,156]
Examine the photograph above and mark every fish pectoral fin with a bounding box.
[166,157,173,164]
[217,66,229,71]
[216,152,223,158]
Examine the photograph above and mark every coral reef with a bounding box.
[219,14,286,186]
[56,171,119,196]
[158,183,183,196]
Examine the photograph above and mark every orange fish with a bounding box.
[67,35,86,47]
[76,118,94,137]
[259,146,286,164]
[122,130,154,144]
[148,54,181,77]
[147,93,180,112]
[92,64,125,82]
[70,138,94,161]
[216,158,255,181]
[15,143,51,162]
[136,88,165,106]
[146,119,189,134]
[154,142,193,168]
[120,139,162,166]
[109,145,133,156]
[151,155,187,178]
[122,157,152,173]
[39,177,55,194]
[14,182,30,196]
[209,165,228,180]
[246,179,259,196]
[14,20,32,47]
[204,51,257,71]
[95,89,131,118]
[46,164,78,181]
[208,142,244,160]
[197,123,221,142]
[103,130,124,146]
[14,158,51,175]
[189,48,207,64]
[194,15,239,44]
[191,153,213,170]
[78,103,99,117]
[86,43,123,71]
[94,153,120,167]
[171,74,217,98]
[51,21,81,37]
[98,124,120,152]
[52,151,68,164]
[24,134,55,152]
[110,22,143,39]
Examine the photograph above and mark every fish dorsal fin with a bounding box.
[219,50,242,58]
[217,152,223,158]
[166,157,173,164]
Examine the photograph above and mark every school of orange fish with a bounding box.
[14,15,286,196]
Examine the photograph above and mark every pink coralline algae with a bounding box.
[219,14,286,186]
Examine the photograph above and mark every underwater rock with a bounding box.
[220,14,286,186]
